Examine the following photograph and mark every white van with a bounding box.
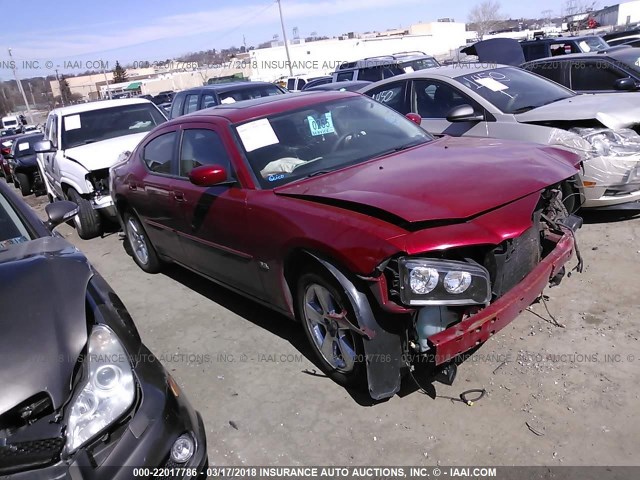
[2,115,21,131]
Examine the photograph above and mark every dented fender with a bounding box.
[308,253,404,400]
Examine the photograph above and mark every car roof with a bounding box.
[521,36,601,44]
[177,81,277,94]
[51,98,153,115]
[307,80,372,91]
[14,133,43,142]
[523,47,637,63]
[381,63,512,80]
[168,91,360,124]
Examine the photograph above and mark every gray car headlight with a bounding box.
[64,325,135,454]
[398,258,491,306]
[570,127,640,158]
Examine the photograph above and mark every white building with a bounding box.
[594,0,640,27]
[248,22,468,82]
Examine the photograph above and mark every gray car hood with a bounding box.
[0,236,92,414]
[515,93,640,129]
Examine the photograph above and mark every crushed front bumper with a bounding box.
[90,194,117,218]
[428,229,575,365]
[581,153,640,209]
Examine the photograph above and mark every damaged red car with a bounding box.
[110,91,582,400]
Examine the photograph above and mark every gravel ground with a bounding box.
[24,193,640,467]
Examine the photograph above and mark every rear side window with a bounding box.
[366,82,409,115]
[571,61,625,90]
[202,94,217,109]
[336,71,354,82]
[143,132,176,174]
[184,94,199,114]
[169,94,185,119]
[526,62,565,85]
[179,129,231,177]
[287,79,296,90]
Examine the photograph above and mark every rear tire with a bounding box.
[16,173,31,197]
[67,188,102,240]
[296,268,367,390]
[124,211,161,273]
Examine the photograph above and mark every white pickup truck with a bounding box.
[35,99,166,239]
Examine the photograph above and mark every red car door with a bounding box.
[128,129,186,261]
[170,123,265,299]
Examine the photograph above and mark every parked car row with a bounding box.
[5,37,640,476]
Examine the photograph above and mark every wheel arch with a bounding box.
[284,248,404,401]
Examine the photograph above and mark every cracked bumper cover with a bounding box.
[429,230,575,365]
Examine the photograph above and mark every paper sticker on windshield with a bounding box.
[64,115,81,131]
[476,77,508,92]
[236,118,279,152]
[18,142,29,151]
[307,113,335,136]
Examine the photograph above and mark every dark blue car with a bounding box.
[7,133,44,197]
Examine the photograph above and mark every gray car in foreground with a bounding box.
[361,64,640,211]
[0,182,207,478]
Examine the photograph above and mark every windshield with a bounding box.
[611,50,640,74]
[0,192,31,248]
[61,103,166,149]
[3,119,17,127]
[577,36,609,52]
[454,67,575,114]
[235,96,432,188]
[13,137,41,157]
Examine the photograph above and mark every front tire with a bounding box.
[67,188,102,240]
[16,173,31,197]
[296,269,367,389]
[124,211,161,273]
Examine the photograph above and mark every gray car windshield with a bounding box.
[61,103,166,149]
[454,67,575,114]
[235,96,432,188]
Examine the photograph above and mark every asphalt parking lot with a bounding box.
[25,194,640,467]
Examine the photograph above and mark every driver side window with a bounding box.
[412,80,478,119]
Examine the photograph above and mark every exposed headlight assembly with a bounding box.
[64,325,135,454]
[570,127,640,158]
[399,258,491,306]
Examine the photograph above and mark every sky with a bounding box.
[2,0,566,78]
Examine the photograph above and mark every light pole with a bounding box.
[276,0,294,77]
[55,69,65,107]
[8,48,34,124]
[101,62,112,100]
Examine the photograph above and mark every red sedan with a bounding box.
[110,91,581,400]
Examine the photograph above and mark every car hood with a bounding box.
[274,136,578,225]
[15,153,37,167]
[64,132,148,171]
[515,94,640,129]
[0,236,92,414]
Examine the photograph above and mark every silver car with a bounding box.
[360,65,640,211]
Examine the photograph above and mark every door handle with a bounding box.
[173,191,185,202]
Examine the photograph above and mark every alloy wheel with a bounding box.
[126,218,149,265]
[302,283,357,373]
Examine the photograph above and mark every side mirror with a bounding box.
[614,77,636,91]
[34,140,54,153]
[45,201,78,230]
[446,104,485,122]
[405,113,422,125]
[188,165,230,187]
